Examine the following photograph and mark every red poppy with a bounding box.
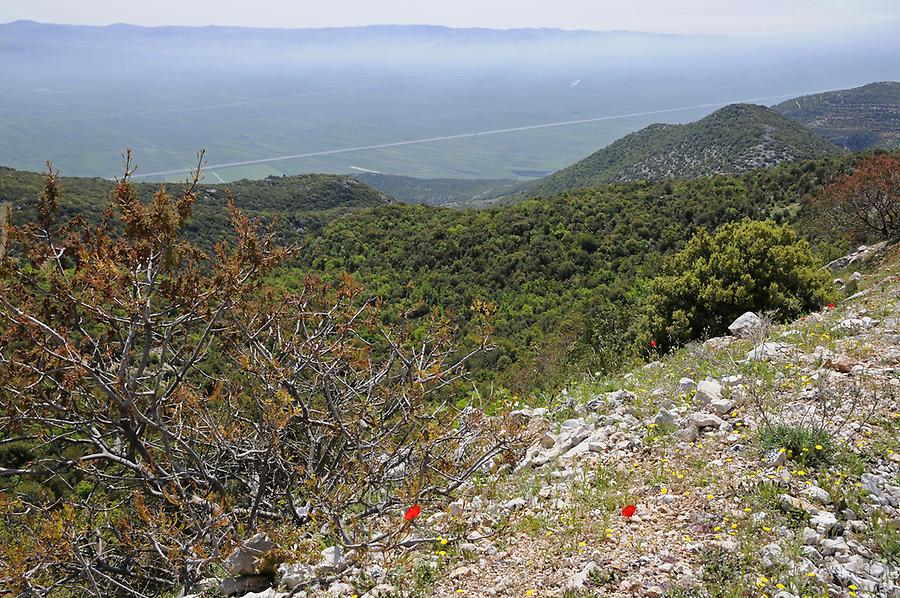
[404,504,421,521]
[621,504,636,518]
[649,340,658,349]
[827,303,836,309]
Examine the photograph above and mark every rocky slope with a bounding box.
[773,82,900,151]
[523,104,844,198]
[198,244,899,598]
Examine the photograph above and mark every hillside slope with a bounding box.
[773,81,900,151]
[0,167,391,245]
[351,172,525,207]
[432,244,900,597]
[524,104,844,197]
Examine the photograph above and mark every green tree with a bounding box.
[645,219,833,349]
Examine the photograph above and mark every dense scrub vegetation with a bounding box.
[644,219,833,349]
[299,156,859,391]
[1,153,878,393]
[0,165,389,247]
[0,164,510,595]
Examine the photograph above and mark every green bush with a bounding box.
[645,219,833,348]
[758,424,835,467]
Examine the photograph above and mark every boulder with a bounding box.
[695,379,723,406]
[728,311,763,338]
[224,533,278,577]
[316,546,345,576]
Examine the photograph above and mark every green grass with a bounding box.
[758,424,835,468]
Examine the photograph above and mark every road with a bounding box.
[130,89,833,180]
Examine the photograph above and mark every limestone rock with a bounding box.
[728,311,763,338]
[695,379,723,406]
[224,533,278,577]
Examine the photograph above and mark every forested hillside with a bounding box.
[0,166,390,245]
[523,104,844,198]
[773,81,900,150]
[351,172,525,207]
[0,153,870,392]
[299,155,859,391]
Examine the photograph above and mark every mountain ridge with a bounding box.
[773,81,900,150]
[523,103,845,197]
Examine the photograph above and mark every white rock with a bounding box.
[224,532,278,576]
[709,398,735,416]
[728,311,763,338]
[695,379,723,405]
[565,562,597,591]
[760,542,786,567]
[810,511,838,533]
[802,485,832,505]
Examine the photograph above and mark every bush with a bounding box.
[814,154,900,242]
[645,219,833,348]
[758,424,834,467]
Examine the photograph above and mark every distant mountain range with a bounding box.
[522,103,844,198]
[772,81,900,150]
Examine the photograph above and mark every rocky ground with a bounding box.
[198,244,900,598]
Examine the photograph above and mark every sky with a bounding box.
[2,0,899,35]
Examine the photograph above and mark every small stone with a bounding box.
[760,542,786,567]
[709,398,735,416]
[328,581,355,597]
[645,585,665,598]
[678,377,697,393]
[221,575,271,597]
[825,354,856,374]
[802,485,832,505]
[820,536,849,556]
[504,498,527,511]
[317,546,345,576]
[810,511,838,533]
[746,342,788,361]
[565,561,597,591]
[801,527,818,545]
[449,565,472,579]
[654,408,677,428]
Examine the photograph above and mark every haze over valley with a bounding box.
[2,20,900,182]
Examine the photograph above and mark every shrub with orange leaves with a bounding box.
[0,153,515,595]
[814,154,900,241]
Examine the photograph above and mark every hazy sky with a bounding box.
[2,0,898,34]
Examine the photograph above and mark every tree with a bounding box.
[0,156,512,596]
[815,154,900,241]
[645,219,833,349]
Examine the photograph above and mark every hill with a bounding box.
[299,155,858,392]
[523,104,844,197]
[351,172,526,207]
[0,167,390,246]
[773,81,900,150]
